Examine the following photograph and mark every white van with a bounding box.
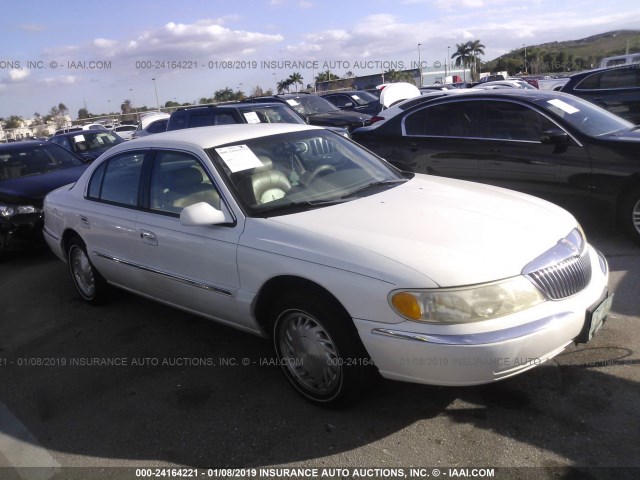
[599,53,640,69]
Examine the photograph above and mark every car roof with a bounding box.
[50,128,116,138]
[568,63,638,79]
[112,123,321,153]
[173,102,289,112]
[0,140,48,152]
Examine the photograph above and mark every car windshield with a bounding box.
[0,144,84,181]
[238,105,305,124]
[70,132,122,152]
[347,91,378,105]
[207,130,408,216]
[534,95,634,136]
[285,96,340,116]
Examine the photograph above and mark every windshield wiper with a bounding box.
[341,179,407,199]
[257,199,350,217]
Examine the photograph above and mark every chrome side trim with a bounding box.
[371,312,572,346]
[91,251,232,296]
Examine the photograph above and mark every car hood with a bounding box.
[247,175,577,287]
[0,165,87,207]
[307,110,371,128]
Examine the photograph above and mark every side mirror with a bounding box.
[540,129,570,146]
[180,202,227,226]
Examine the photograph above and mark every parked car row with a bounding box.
[8,71,634,407]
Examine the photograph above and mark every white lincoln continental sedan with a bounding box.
[43,124,611,405]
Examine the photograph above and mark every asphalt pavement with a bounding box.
[0,215,639,480]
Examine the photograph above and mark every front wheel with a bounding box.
[619,186,640,244]
[271,292,374,406]
[67,237,108,303]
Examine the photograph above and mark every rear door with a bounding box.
[80,150,146,289]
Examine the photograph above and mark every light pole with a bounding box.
[152,78,160,111]
[417,43,422,86]
[447,46,451,79]
[523,44,527,74]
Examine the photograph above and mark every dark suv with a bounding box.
[167,102,306,131]
[238,94,372,131]
[561,64,640,124]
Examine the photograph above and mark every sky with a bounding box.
[1,0,639,119]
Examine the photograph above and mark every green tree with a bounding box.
[468,40,485,81]
[214,87,235,102]
[277,79,292,94]
[288,72,303,93]
[384,69,415,84]
[452,42,473,81]
[78,107,90,120]
[315,70,340,83]
[5,115,23,129]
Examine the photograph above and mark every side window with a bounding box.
[482,101,556,142]
[214,113,237,125]
[87,152,145,206]
[147,119,168,134]
[575,71,601,90]
[189,113,213,128]
[404,101,482,138]
[599,68,639,89]
[149,151,221,215]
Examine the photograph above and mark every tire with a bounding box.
[271,291,375,407]
[67,237,108,303]
[619,186,640,244]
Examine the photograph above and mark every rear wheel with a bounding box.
[271,291,374,406]
[619,186,640,244]
[67,237,108,303]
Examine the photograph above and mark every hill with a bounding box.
[484,30,640,75]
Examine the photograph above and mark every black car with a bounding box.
[560,64,640,124]
[0,142,87,250]
[167,102,306,131]
[320,90,382,116]
[351,89,640,242]
[49,129,124,162]
[239,93,372,131]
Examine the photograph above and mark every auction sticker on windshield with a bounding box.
[215,145,263,172]
[547,99,580,114]
[243,112,261,124]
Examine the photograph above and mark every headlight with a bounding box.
[0,204,41,218]
[390,276,545,324]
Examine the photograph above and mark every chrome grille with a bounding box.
[526,250,592,300]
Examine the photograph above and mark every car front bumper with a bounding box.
[354,245,610,386]
[0,214,44,251]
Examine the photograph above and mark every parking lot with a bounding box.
[0,213,639,479]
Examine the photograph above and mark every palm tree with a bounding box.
[468,40,485,81]
[277,79,292,94]
[288,72,303,93]
[451,42,473,81]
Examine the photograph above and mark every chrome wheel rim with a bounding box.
[277,310,341,397]
[70,246,96,299]
[633,197,640,235]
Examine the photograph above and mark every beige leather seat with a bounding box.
[160,167,220,213]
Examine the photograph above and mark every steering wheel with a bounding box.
[306,164,337,184]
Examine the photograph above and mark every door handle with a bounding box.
[140,230,158,246]
[79,216,90,229]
